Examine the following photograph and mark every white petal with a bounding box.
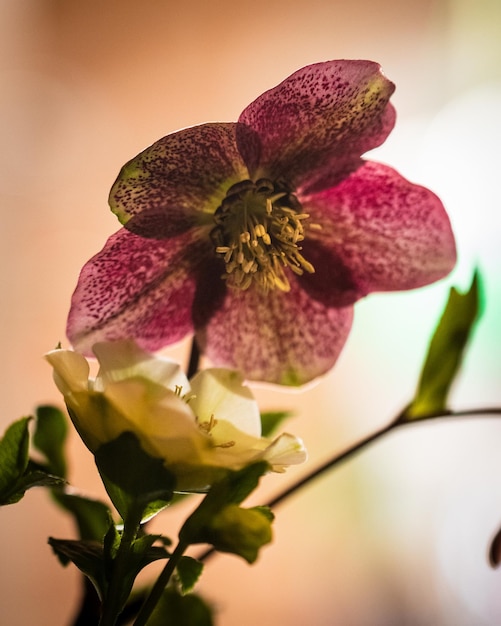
[261,433,308,470]
[189,368,261,437]
[93,340,189,393]
[45,349,90,396]
[103,379,209,463]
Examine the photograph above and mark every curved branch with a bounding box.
[197,406,501,562]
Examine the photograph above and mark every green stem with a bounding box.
[99,511,142,626]
[133,540,188,626]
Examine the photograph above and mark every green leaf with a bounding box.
[180,461,269,542]
[4,469,64,504]
[180,462,272,563]
[197,504,273,563]
[249,505,274,522]
[260,411,293,437]
[33,405,68,479]
[0,416,66,504]
[49,537,108,600]
[146,588,214,626]
[95,432,175,520]
[0,417,31,499]
[130,535,170,572]
[109,534,171,614]
[223,461,270,506]
[402,272,483,421]
[176,556,204,594]
[54,492,112,541]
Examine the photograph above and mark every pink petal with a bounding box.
[67,228,212,355]
[109,123,251,238]
[237,60,395,193]
[301,161,456,297]
[195,279,354,386]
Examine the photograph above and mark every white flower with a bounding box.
[45,340,306,492]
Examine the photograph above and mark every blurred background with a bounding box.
[1,0,500,624]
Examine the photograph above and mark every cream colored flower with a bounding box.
[45,340,306,492]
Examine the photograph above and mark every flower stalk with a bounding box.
[133,540,189,626]
[99,508,143,626]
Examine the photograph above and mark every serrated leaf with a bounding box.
[2,469,64,504]
[0,417,31,498]
[146,588,213,626]
[402,272,482,421]
[49,537,107,600]
[176,556,204,594]
[260,411,293,437]
[33,405,68,479]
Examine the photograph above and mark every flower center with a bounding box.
[210,179,316,292]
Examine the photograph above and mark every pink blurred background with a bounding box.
[1,0,501,624]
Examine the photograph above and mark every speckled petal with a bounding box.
[195,279,354,386]
[301,161,457,297]
[237,60,395,193]
[67,227,213,355]
[109,123,251,238]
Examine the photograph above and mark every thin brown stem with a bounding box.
[186,339,200,379]
[196,406,501,562]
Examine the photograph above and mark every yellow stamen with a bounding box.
[211,178,317,292]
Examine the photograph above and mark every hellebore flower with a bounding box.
[45,340,307,493]
[67,60,456,385]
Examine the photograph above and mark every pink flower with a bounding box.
[67,60,456,385]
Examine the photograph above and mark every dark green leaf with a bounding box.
[0,418,64,504]
[54,492,112,541]
[260,411,293,437]
[103,520,121,564]
[146,588,214,626]
[33,405,68,479]
[95,432,175,520]
[6,470,64,504]
[223,461,270,506]
[176,556,204,594]
[109,533,171,615]
[49,537,107,600]
[131,534,170,568]
[0,417,31,499]
[402,272,482,421]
